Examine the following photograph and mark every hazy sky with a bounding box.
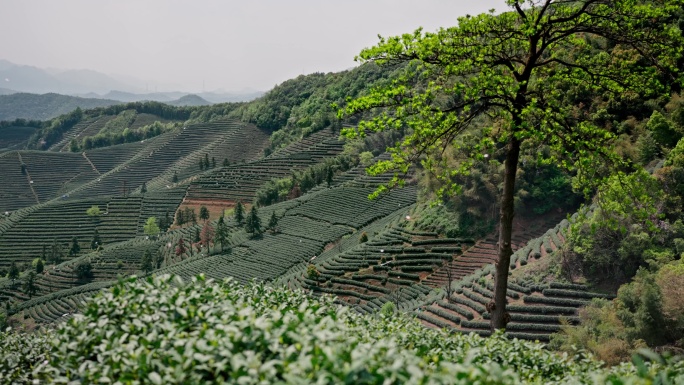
[1,0,504,92]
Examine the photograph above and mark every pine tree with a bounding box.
[245,206,262,237]
[214,216,229,251]
[234,201,245,226]
[223,158,229,167]
[141,181,147,194]
[23,271,37,298]
[69,236,80,256]
[268,211,279,233]
[199,158,205,171]
[7,262,19,286]
[194,227,200,243]
[199,206,210,222]
[211,157,216,168]
[35,258,44,274]
[141,249,153,274]
[162,211,171,230]
[204,154,210,169]
[172,171,179,183]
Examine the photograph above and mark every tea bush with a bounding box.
[0,275,682,384]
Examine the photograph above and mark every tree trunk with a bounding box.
[490,135,521,331]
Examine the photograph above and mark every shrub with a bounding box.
[86,206,101,217]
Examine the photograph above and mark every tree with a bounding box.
[177,210,185,226]
[69,236,80,256]
[340,0,682,330]
[204,153,210,169]
[200,222,215,250]
[445,258,454,303]
[86,205,101,217]
[91,229,102,250]
[34,258,44,274]
[306,264,320,281]
[245,206,262,237]
[161,211,171,231]
[141,249,153,274]
[199,157,205,171]
[234,201,245,226]
[50,238,64,264]
[175,238,188,259]
[223,158,229,167]
[7,262,19,285]
[268,211,279,233]
[211,157,216,168]
[75,261,93,281]
[199,206,210,222]
[172,171,179,183]
[326,166,334,188]
[141,181,147,194]
[184,208,197,225]
[143,217,160,238]
[214,216,230,251]
[23,271,37,298]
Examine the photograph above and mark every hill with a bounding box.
[0,59,136,95]
[100,90,263,103]
[0,93,121,121]
[165,94,211,107]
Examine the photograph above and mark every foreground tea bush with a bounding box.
[1,275,683,384]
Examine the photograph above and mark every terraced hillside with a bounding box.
[3,163,418,324]
[46,117,110,152]
[185,127,344,204]
[0,125,37,152]
[413,217,615,342]
[0,119,268,214]
[292,212,566,314]
[0,194,179,271]
[68,120,266,199]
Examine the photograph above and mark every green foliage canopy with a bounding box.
[341,0,682,198]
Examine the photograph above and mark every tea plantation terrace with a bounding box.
[414,217,615,341]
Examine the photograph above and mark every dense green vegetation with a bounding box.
[231,63,401,154]
[1,275,682,384]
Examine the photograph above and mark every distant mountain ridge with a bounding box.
[0,59,136,95]
[166,94,211,107]
[0,93,121,121]
[93,90,262,104]
[0,59,264,102]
